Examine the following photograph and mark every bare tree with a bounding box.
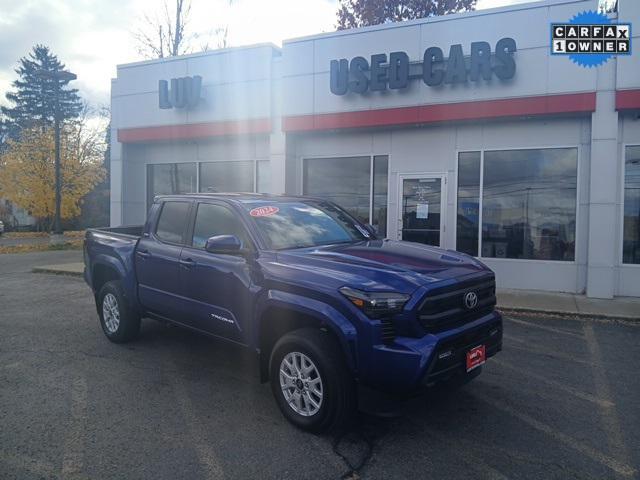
[133,0,193,59]
[133,0,234,59]
[194,25,229,52]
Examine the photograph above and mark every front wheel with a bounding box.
[97,281,141,343]
[270,328,356,433]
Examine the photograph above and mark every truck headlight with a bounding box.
[339,287,410,319]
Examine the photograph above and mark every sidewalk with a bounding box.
[497,289,639,321]
[31,262,640,321]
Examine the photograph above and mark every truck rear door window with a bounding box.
[156,201,190,244]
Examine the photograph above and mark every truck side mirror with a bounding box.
[205,235,242,254]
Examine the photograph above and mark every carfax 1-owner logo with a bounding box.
[551,10,631,67]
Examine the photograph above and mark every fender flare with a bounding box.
[254,289,359,373]
[90,254,126,285]
[89,255,138,309]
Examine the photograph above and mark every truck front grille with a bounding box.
[380,317,396,344]
[418,276,496,333]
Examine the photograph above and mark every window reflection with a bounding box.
[623,146,640,264]
[303,156,371,224]
[192,203,249,249]
[257,161,271,193]
[156,201,190,244]
[200,161,254,193]
[147,163,197,209]
[457,152,481,256]
[373,156,388,237]
[244,201,368,250]
[482,148,577,261]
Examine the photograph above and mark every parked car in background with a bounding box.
[0,220,4,235]
[84,194,502,432]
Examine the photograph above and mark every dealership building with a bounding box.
[110,0,640,299]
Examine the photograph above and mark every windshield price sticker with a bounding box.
[249,206,279,217]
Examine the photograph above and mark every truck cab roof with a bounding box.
[154,193,327,204]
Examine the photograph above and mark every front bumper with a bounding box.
[362,311,502,393]
[421,316,502,386]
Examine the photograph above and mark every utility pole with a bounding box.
[34,69,77,244]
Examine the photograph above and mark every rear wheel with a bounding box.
[270,328,356,433]
[97,280,140,343]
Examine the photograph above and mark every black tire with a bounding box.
[270,328,356,433]
[97,280,141,343]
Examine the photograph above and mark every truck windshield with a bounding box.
[242,201,371,250]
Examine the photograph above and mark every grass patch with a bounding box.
[0,239,83,255]
[3,230,85,239]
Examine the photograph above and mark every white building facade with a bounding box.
[110,0,640,299]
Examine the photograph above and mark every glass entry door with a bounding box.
[398,175,446,247]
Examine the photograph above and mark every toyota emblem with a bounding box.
[464,291,478,309]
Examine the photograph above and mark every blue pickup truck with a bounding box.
[84,194,502,432]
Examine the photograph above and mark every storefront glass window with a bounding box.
[257,160,271,193]
[303,156,372,225]
[372,156,389,237]
[455,148,578,261]
[623,145,640,264]
[147,163,197,209]
[200,161,254,193]
[456,152,481,256]
[482,148,577,261]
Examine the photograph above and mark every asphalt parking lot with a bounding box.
[1,251,639,480]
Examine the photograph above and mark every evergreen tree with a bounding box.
[1,45,82,140]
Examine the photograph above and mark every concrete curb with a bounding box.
[32,265,84,278]
[497,306,639,322]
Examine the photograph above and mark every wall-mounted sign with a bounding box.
[551,10,631,68]
[329,38,516,95]
[159,75,203,109]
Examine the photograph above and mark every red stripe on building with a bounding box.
[282,93,596,132]
[616,89,640,111]
[118,118,272,143]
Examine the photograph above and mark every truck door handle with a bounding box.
[137,250,151,259]
[179,258,195,269]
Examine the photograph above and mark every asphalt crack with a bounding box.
[331,415,388,479]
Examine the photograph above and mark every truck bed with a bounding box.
[84,226,144,299]
[87,225,144,239]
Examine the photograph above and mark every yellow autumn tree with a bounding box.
[0,121,106,229]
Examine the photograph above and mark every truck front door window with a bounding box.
[192,203,250,249]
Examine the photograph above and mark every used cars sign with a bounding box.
[330,38,517,95]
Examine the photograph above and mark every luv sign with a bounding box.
[158,75,202,109]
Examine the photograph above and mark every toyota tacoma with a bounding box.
[84,194,502,432]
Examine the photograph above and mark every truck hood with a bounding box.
[272,240,491,295]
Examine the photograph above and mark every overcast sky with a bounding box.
[0,0,534,110]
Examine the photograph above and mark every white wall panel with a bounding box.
[418,6,548,51]
[616,0,640,91]
[485,258,580,293]
[281,41,314,77]
[115,60,188,96]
